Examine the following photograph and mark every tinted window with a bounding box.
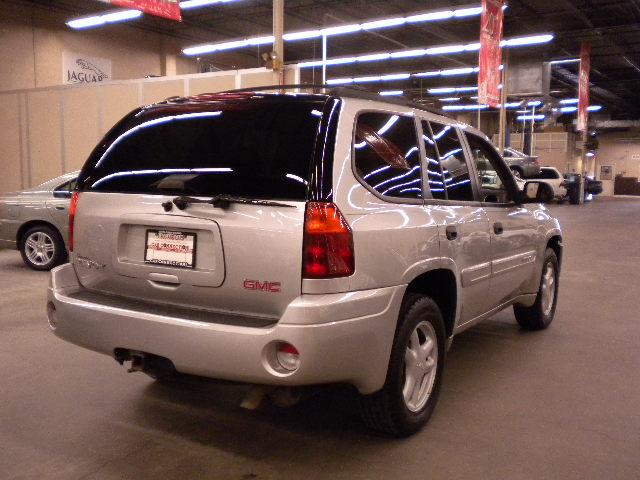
[431,123,474,202]
[79,100,324,200]
[354,113,422,200]
[55,178,77,192]
[420,121,446,200]
[539,168,559,179]
[466,133,511,203]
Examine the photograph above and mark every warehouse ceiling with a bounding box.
[18,0,640,118]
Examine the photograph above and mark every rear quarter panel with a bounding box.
[303,99,442,295]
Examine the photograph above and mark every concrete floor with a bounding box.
[1,197,639,480]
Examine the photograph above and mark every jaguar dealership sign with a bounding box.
[63,52,112,85]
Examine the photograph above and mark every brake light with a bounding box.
[303,202,354,278]
[68,191,80,252]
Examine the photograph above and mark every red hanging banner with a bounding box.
[577,42,591,132]
[478,0,505,108]
[110,0,182,22]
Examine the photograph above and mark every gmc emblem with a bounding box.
[243,279,281,293]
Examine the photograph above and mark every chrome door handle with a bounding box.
[55,206,66,210]
[445,225,458,241]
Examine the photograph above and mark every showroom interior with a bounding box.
[0,0,639,478]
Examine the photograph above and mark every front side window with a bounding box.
[430,123,474,202]
[466,133,512,203]
[353,112,422,200]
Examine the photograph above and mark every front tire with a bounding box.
[514,248,559,330]
[358,294,446,437]
[19,225,66,271]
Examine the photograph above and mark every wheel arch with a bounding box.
[404,268,457,338]
[546,235,563,268]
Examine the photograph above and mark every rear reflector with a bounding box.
[303,202,354,278]
[276,343,300,372]
[68,191,79,252]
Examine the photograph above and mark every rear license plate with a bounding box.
[144,230,196,269]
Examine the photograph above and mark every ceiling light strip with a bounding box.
[67,0,241,29]
[182,5,485,55]
[299,34,553,69]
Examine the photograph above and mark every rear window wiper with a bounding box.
[170,194,296,211]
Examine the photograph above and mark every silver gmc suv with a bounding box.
[48,88,562,436]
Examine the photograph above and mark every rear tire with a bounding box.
[514,248,559,330]
[19,225,66,271]
[358,294,446,437]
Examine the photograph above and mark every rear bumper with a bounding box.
[48,263,405,394]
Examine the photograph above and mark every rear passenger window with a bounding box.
[430,123,474,202]
[354,112,422,200]
[421,121,446,200]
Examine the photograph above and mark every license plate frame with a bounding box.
[144,229,197,269]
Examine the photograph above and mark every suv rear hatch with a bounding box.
[72,95,331,321]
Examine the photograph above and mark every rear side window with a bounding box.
[78,100,325,200]
[539,168,559,179]
[420,121,446,200]
[430,123,474,202]
[353,112,422,200]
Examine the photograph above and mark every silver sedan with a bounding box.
[0,172,78,270]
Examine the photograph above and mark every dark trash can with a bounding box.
[563,173,582,205]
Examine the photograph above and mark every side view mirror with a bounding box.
[520,181,554,204]
[53,190,72,199]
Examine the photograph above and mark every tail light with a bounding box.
[303,202,354,278]
[68,191,80,252]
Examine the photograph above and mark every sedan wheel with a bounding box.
[20,225,66,271]
[25,231,55,267]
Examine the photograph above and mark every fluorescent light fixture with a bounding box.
[322,24,362,36]
[67,9,142,29]
[183,5,484,54]
[586,152,595,157]
[429,86,478,94]
[326,72,410,85]
[296,35,552,68]
[588,105,603,111]
[180,0,240,9]
[559,106,602,113]
[502,34,554,47]
[517,114,545,121]
[550,58,580,65]
[67,0,240,29]
[380,90,404,96]
[527,101,542,107]
[560,98,579,104]
[443,104,488,111]
[186,7,559,57]
[439,97,461,102]
[454,7,483,17]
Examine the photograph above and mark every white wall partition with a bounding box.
[0,67,300,193]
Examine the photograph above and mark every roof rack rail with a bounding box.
[163,83,445,116]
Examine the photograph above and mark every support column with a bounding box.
[272,0,284,85]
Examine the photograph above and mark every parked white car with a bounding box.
[528,167,568,201]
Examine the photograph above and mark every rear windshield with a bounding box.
[78,99,326,200]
